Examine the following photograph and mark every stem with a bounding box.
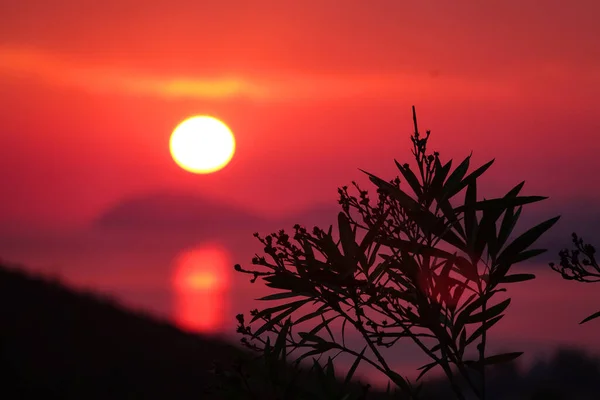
[477,281,487,400]
[334,304,416,398]
[380,304,469,400]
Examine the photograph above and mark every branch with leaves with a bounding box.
[221,107,560,400]
[550,233,600,324]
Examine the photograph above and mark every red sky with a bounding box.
[1,0,599,229]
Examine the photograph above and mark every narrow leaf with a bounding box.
[395,160,423,197]
[580,311,600,324]
[445,159,495,199]
[257,291,312,301]
[466,298,511,324]
[497,216,560,266]
[253,300,308,337]
[464,180,477,246]
[416,361,439,381]
[500,273,536,283]
[338,212,357,261]
[344,346,367,385]
[454,196,548,213]
[441,155,471,200]
[465,314,504,346]
[251,299,309,323]
[484,352,523,365]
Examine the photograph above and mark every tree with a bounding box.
[215,107,560,399]
[550,233,600,324]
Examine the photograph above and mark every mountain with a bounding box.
[93,191,267,233]
[91,190,341,241]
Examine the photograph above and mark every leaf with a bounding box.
[437,195,466,240]
[454,196,548,213]
[496,206,519,255]
[445,158,495,199]
[580,311,600,324]
[369,260,388,284]
[317,229,346,270]
[510,248,548,265]
[253,299,309,337]
[428,159,452,201]
[491,250,547,286]
[264,273,315,293]
[273,318,292,361]
[251,299,310,323]
[496,216,560,266]
[257,291,313,301]
[395,160,423,197]
[464,180,477,247]
[416,361,438,381]
[359,208,391,274]
[295,304,331,325]
[453,289,502,338]
[363,169,467,251]
[344,346,367,385]
[483,352,523,365]
[441,155,471,200]
[326,357,335,381]
[472,206,503,263]
[321,313,336,342]
[338,212,356,258]
[465,314,504,346]
[296,347,336,364]
[297,316,339,348]
[504,181,526,198]
[361,170,422,213]
[454,255,479,282]
[386,370,411,393]
[500,273,536,283]
[378,237,456,259]
[466,298,511,324]
[458,328,467,357]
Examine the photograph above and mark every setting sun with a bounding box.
[169,116,236,174]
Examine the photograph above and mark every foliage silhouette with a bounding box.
[220,107,560,399]
[550,233,600,324]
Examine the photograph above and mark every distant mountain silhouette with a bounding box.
[92,190,340,235]
[93,191,266,233]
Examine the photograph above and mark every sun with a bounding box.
[169,115,236,174]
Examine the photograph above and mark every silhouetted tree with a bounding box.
[217,107,560,399]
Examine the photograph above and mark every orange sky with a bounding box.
[1,0,599,229]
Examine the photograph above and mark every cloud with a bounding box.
[0,46,268,100]
[0,45,520,103]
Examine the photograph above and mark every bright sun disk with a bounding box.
[169,115,235,174]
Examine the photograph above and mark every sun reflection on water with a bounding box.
[171,243,231,334]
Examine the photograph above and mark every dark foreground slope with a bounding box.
[0,263,246,399]
[2,262,600,400]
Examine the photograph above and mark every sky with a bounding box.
[1,0,600,229]
[1,0,600,387]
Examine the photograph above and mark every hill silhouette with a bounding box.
[2,261,600,399]
[0,262,246,399]
[92,190,339,235]
[93,191,265,233]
